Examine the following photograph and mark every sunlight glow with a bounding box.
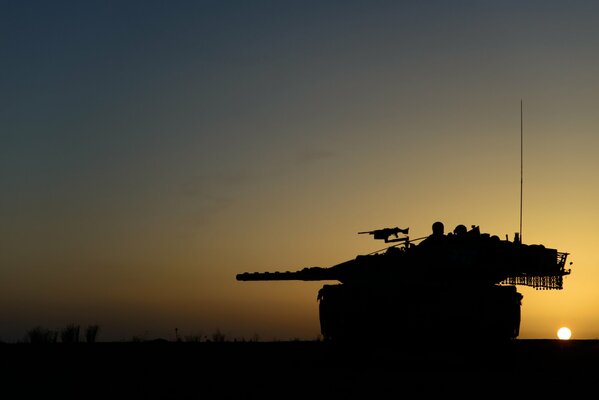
[557,327,572,340]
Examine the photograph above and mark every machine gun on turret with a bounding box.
[358,226,409,243]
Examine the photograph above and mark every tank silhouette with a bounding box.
[236,222,571,342]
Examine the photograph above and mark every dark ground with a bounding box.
[2,339,598,398]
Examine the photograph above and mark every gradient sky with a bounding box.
[2,0,599,342]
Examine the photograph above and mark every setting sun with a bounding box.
[557,327,572,340]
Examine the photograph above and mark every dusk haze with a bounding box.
[3,0,599,344]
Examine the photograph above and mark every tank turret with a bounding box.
[236,222,571,342]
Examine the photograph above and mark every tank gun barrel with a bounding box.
[236,259,358,282]
[236,267,338,282]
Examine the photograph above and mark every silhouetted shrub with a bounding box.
[60,324,80,343]
[85,324,100,343]
[211,329,226,342]
[184,331,204,343]
[25,326,58,344]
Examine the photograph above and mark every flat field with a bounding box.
[2,339,598,398]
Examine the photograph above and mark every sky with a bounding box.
[2,0,599,342]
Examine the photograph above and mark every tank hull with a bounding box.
[318,283,522,342]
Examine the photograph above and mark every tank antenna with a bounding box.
[519,99,523,243]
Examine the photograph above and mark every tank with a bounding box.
[236,222,571,342]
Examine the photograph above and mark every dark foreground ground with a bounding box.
[2,339,598,398]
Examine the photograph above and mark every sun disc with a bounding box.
[557,327,572,340]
